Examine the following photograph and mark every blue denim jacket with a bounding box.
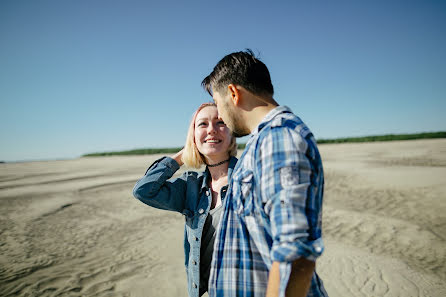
[133,156,237,297]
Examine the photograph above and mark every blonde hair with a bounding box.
[182,102,237,168]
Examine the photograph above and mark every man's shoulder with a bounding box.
[269,109,301,127]
[260,111,313,142]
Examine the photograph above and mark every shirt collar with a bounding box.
[251,105,293,135]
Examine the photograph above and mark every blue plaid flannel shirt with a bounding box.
[208,106,328,297]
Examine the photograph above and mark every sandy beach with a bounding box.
[1,139,445,297]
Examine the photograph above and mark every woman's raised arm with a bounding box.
[132,150,187,213]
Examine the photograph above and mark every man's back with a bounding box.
[209,106,328,297]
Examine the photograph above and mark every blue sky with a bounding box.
[1,0,445,161]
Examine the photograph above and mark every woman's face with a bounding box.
[194,106,232,159]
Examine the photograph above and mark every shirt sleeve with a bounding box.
[132,156,187,213]
[256,127,324,296]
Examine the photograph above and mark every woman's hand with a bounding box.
[172,149,184,167]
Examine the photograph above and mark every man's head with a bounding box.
[201,49,275,137]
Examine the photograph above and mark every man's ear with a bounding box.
[227,84,241,106]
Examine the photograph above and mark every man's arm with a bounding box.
[266,259,315,297]
[256,127,324,297]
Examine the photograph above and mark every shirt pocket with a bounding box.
[232,170,254,216]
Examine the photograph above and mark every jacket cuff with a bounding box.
[145,156,180,174]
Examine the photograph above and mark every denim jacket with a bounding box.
[133,156,237,297]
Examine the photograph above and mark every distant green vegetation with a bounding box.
[84,148,183,157]
[82,131,445,157]
[84,144,249,157]
[317,131,446,144]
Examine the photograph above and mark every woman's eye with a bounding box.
[218,121,226,126]
[197,122,207,127]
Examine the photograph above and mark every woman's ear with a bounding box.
[227,84,241,106]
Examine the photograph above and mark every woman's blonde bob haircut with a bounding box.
[182,102,237,168]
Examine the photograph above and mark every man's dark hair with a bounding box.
[201,49,274,97]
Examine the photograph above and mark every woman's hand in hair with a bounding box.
[172,149,184,167]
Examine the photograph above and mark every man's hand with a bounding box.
[266,258,315,297]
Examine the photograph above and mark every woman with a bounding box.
[133,102,237,297]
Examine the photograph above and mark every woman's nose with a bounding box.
[207,123,217,134]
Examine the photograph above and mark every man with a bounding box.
[202,50,328,297]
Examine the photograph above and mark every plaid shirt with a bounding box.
[209,106,328,297]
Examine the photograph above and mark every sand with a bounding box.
[0,139,445,296]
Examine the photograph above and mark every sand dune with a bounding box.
[0,139,445,296]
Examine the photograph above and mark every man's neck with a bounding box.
[236,87,279,134]
[246,101,278,133]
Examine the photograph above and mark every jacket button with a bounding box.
[206,190,210,196]
[193,283,197,288]
[195,236,199,241]
[198,208,204,214]
[192,260,197,265]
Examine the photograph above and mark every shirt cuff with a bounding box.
[276,238,323,297]
[279,262,291,297]
[271,237,324,262]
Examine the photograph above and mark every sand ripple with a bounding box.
[0,141,445,296]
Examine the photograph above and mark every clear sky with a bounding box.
[1,0,445,162]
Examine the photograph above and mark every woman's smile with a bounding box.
[194,106,231,158]
[205,138,222,144]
